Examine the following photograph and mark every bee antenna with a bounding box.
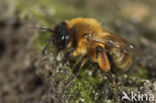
[31,26,54,56]
[31,26,54,33]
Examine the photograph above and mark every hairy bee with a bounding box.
[33,17,144,88]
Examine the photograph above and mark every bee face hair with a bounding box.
[52,22,70,51]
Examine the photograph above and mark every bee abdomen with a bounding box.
[109,48,132,71]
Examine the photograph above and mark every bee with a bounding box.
[33,17,145,89]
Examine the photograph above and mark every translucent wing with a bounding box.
[87,33,145,58]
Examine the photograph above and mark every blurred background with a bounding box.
[0,0,156,103]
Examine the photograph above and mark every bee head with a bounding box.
[32,22,70,55]
[52,22,70,51]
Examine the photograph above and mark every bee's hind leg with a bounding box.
[65,57,87,89]
[96,46,115,84]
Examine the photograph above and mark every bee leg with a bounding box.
[96,46,115,83]
[62,47,74,62]
[42,39,51,56]
[96,46,110,72]
[65,73,76,90]
[65,48,74,58]
[65,57,86,89]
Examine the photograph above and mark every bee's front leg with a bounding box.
[65,57,87,89]
[64,48,74,58]
[42,39,51,56]
[62,47,74,62]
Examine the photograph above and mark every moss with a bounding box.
[131,68,148,79]
[16,0,90,23]
[61,66,112,103]
[55,65,95,102]
[33,32,54,55]
[136,68,148,79]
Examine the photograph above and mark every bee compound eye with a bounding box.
[65,35,69,40]
[61,36,65,40]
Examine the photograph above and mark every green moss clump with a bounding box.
[66,68,99,103]
[131,67,148,79]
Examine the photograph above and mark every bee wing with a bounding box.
[89,34,145,58]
